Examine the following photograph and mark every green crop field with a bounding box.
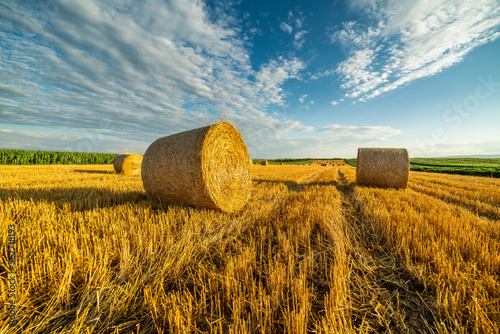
[345,158,357,167]
[345,157,500,178]
[411,158,500,177]
[0,148,119,165]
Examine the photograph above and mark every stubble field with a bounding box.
[0,164,499,333]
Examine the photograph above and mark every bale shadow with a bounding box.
[0,187,174,213]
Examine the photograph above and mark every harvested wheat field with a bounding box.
[1,164,499,333]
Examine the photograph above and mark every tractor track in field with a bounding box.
[335,169,437,333]
[408,182,500,222]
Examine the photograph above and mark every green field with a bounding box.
[0,148,119,165]
[411,158,500,177]
[345,158,357,167]
[346,157,500,178]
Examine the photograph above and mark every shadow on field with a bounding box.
[0,187,178,212]
[73,169,115,174]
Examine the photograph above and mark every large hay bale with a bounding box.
[113,153,143,175]
[356,148,409,189]
[261,160,268,166]
[141,122,252,213]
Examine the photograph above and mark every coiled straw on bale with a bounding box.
[113,154,143,175]
[261,160,268,166]
[356,148,409,189]
[141,122,252,213]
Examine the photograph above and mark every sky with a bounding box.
[0,0,499,159]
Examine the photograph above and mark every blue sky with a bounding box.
[0,0,499,158]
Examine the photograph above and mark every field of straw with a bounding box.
[1,164,499,333]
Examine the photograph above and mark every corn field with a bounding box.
[0,149,119,165]
[0,164,499,333]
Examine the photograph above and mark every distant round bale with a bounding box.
[279,162,283,165]
[355,148,409,189]
[141,122,252,213]
[113,153,143,175]
[261,160,268,166]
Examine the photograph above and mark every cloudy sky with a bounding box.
[1,0,499,158]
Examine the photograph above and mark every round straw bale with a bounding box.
[113,153,143,175]
[279,162,283,165]
[261,160,268,166]
[141,122,252,213]
[356,148,409,189]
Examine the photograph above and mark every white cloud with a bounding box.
[319,124,401,140]
[251,123,402,159]
[280,22,293,33]
[0,0,308,154]
[409,139,500,158]
[331,100,339,105]
[310,100,314,104]
[279,9,307,49]
[330,0,500,100]
[0,129,148,153]
[299,94,308,103]
[296,18,304,29]
[293,30,308,49]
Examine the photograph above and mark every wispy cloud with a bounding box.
[319,124,401,140]
[299,94,308,103]
[251,123,402,158]
[294,30,308,49]
[329,0,500,100]
[280,22,293,33]
[0,129,148,153]
[279,8,308,49]
[0,0,308,153]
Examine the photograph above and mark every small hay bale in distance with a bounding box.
[261,160,268,166]
[141,122,252,213]
[279,162,283,165]
[113,153,143,175]
[356,148,409,189]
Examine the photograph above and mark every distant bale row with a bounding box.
[356,148,409,189]
[141,122,251,213]
[113,154,143,175]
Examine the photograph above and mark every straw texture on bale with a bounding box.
[113,154,143,175]
[141,122,252,213]
[356,148,410,189]
[261,160,268,166]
